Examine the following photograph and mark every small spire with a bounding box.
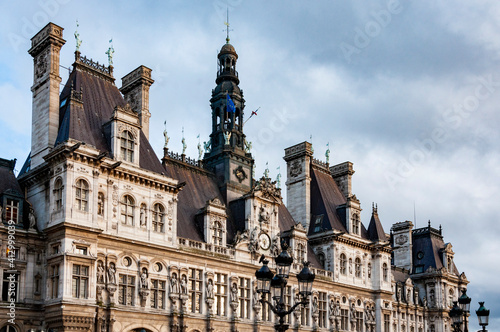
[310,134,314,154]
[224,8,232,43]
[74,20,82,52]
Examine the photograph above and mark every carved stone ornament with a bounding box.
[233,165,248,183]
[290,160,302,178]
[396,234,408,245]
[35,50,48,80]
[251,176,281,199]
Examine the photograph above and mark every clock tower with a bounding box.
[203,38,254,203]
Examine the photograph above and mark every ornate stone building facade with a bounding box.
[0,23,468,332]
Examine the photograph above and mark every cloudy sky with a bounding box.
[1,0,499,329]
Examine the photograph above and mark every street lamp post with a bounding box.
[255,243,315,332]
[476,302,490,332]
[449,301,464,332]
[458,289,471,332]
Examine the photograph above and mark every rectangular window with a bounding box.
[150,279,166,309]
[5,199,19,224]
[384,314,390,332]
[51,265,59,298]
[356,310,364,332]
[2,271,18,302]
[119,274,136,306]
[189,268,203,313]
[214,273,227,316]
[318,292,327,328]
[72,264,89,298]
[340,308,349,331]
[75,246,87,255]
[239,277,251,319]
[301,302,310,326]
[261,292,273,322]
[283,286,291,324]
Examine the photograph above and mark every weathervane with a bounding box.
[224,8,233,43]
[105,38,114,66]
[74,20,82,52]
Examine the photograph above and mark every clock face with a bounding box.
[259,233,271,250]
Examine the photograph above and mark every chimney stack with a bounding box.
[28,22,66,169]
[120,66,154,140]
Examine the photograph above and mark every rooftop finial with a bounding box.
[105,38,114,66]
[325,142,330,164]
[224,8,232,43]
[74,20,82,52]
[182,127,187,154]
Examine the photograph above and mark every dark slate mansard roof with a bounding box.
[54,56,164,174]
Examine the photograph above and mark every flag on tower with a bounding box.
[226,94,236,113]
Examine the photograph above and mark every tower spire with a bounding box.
[224,8,232,43]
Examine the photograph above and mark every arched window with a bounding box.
[0,325,18,332]
[355,257,362,278]
[383,263,388,282]
[213,221,223,245]
[152,203,165,233]
[75,179,89,212]
[120,130,135,162]
[54,178,63,211]
[340,253,347,275]
[296,243,305,263]
[120,195,135,225]
[352,213,360,235]
[97,192,105,217]
[317,253,325,269]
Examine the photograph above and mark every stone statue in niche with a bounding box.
[107,262,116,284]
[97,261,105,284]
[28,206,37,230]
[230,282,238,302]
[180,274,188,294]
[140,205,146,226]
[312,297,319,314]
[170,273,179,294]
[140,268,148,289]
[206,279,214,299]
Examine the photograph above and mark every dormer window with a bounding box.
[212,220,223,245]
[120,130,135,162]
[352,213,360,235]
[5,199,19,224]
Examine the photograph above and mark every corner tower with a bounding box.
[204,39,254,203]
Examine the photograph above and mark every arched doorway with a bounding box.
[0,326,18,332]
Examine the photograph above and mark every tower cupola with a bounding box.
[204,37,254,203]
